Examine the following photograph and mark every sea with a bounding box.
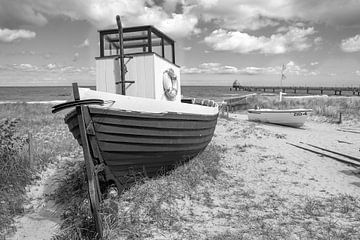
[0,86,358,102]
[0,86,249,102]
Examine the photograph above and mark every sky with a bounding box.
[0,0,360,87]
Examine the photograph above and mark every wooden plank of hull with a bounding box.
[102,149,202,165]
[98,140,211,152]
[94,122,215,137]
[89,107,218,121]
[91,115,217,129]
[96,132,214,144]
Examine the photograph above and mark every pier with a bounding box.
[231,85,360,96]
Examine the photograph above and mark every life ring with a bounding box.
[163,68,178,100]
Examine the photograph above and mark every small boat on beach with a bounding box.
[53,16,219,188]
[247,108,312,127]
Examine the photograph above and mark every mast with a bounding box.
[116,15,126,95]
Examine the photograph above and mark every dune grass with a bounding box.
[0,103,79,237]
[0,118,31,235]
[2,101,360,239]
[246,95,360,123]
[51,145,224,239]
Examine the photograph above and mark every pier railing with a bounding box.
[231,85,360,96]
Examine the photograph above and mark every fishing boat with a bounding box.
[53,16,219,188]
[247,108,312,127]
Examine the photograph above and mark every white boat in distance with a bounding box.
[247,108,312,127]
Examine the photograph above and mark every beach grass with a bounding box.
[0,103,78,236]
[246,95,360,123]
[51,145,224,239]
[1,100,360,239]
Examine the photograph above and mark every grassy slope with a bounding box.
[0,104,79,236]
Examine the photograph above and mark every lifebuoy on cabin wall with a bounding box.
[163,68,178,100]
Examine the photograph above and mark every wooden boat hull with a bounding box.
[64,90,218,186]
[247,108,312,127]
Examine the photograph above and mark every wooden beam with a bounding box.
[300,142,360,163]
[161,37,165,58]
[147,28,152,53]
[286,142,360,167]
[72,83,103,238]
[99,33,104,57]
[116,15,126,95]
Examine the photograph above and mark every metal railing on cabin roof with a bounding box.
[98,25,176,64]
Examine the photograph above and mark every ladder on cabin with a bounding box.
[116,15,134,95]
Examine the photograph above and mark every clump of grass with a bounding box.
[51,160,97,240]
[235,143,255,152]
[51,144,224,239]
[103,145,223,239]
[0,118,32,235]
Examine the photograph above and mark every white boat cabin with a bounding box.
[96,25,181,102]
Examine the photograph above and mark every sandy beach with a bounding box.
[145,113,360,239]
[215,113,360,199]
[3,108,360,239]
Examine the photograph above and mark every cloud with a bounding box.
[204,26,316,54]
[182,61,317,76]
[0,63,95,75]
[46,63,57,70]
[284,61,318,76]
[0,0,47,28]
[0,62,96,86]
[181,62,278,75]
[0,0,200,38]
[356,70,360,76]
[314,36,322,45]
[310,61,319,66]
[0,28,36,42]
[341,35,360,52]
[73,52,80,62]
[192,0,360,31]
[2,0,360,40]
[77,38,90,48]
[183,46,192,51]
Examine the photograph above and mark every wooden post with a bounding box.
[161,37,165,58]
[72,83,103,238]
[28,132,33,169]
[338,113,342,124]
[116,15,126,96]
